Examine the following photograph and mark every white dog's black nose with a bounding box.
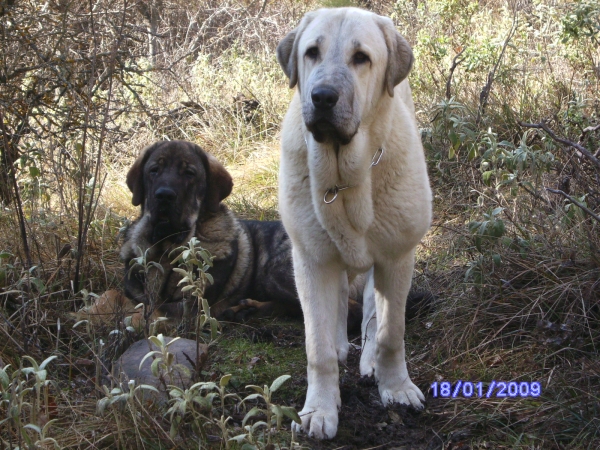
[155,187,176,202]
[311,86,339,110]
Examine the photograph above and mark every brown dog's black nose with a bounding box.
[155,187,176,202]
[311,86,339,110]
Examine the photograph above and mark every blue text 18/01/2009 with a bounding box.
[430,380,541,398]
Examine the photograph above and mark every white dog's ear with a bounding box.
[277,29,298,88]
[277,12,316,89]
[378,18,414,97]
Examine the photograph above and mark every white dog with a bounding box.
[276,7,432,439]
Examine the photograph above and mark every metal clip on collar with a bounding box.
[322,147,384,204]
[323,184,352,204]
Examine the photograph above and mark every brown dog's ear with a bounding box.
[199,148,233,213]
[126,142,159,207]
[276,11,316,90]
[377,17,413,97]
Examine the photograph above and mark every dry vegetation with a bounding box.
[0,0,599,448]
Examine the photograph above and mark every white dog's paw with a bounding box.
[379,379,425,409]
[336,340,349,363]
[359,353,375,377]
[359,337,377,377]
[292,405,339,440]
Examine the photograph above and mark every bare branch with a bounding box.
[446,46,467,100]
[578,123,600,146]
[546,188,600,223]
[518,120,600,171]
[476,17,518,125]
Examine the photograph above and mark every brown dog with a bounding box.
[120,140,367,326]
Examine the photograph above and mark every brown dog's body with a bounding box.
[120,140,307,320]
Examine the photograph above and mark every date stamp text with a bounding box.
[431,380,542,398]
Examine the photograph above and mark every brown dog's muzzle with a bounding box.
[154,187,177,203]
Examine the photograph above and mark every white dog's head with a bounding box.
[277,7,413,145]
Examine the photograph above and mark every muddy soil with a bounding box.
[232,323,446,450]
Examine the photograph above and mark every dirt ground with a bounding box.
[217,322,448,450]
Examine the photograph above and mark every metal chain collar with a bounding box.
[322,146,384,204]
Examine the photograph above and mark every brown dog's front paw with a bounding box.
[220,299,274,322]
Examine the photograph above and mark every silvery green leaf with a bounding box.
[97,398,109,415]
[210,318,218,339]
[138,384,159,393]
[242,406,261,427]
[138,351,161,370]
[281,406,302,424]
[269,374,291,393]
[245,385,264,394]
[150,358,162,377]
[242,393,262,403]
[220,374,232,387]
[229,434,248,443]
[24,423,42,434]
[251,421,268,432]
[22,356,40,371]
[173,363,190,378]
[165,336,180,347]
[41,418,58,435]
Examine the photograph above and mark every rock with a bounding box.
[113,337,208,390]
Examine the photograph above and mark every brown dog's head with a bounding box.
[126,140,233,244]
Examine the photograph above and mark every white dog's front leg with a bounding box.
[292,248,343,440]
[336,270,349,363]
[374,253,425,409]
[360,266,378,376]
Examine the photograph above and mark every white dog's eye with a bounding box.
[353,51,370,65]
[306,47,319,60]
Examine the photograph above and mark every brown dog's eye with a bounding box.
[306,47,319,60]
[149,166,159,175]
[353,52,370,65]
[185,170,195,177]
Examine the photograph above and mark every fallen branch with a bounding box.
[546,188,600,223]
[518,120,600,171]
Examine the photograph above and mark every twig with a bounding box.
[578,123,600,145]
[476,18,517,125]
[256,0,268,18]
[0,110,31,269]
[446,47,467,100]
[518,120,600,171]
[518,182,552,209]
[546,188,600,223]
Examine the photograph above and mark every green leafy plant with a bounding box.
[237,375,301,448]
[97,378,159,449]
[167,373,240,445]
[466,207,507,283]
[138,334,190,387]
[0,357,60,449]
[169,237,219,342]
[468,207,506,253]
[127,245,165,333]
